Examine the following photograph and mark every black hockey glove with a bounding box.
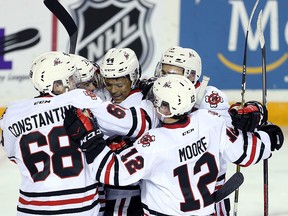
[64,107,106,163]
[258,123,284,151]
[228,101,268,132]
[138,77,157,101]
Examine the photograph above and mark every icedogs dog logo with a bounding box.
[71,0,154,70]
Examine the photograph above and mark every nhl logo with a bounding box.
[70,0,154,70]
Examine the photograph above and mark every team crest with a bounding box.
[205,91,224,108]
[84,89,98,100]
[70,0,154,71]
[138,132,155,147]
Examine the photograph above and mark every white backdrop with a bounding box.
[0,0,180,106]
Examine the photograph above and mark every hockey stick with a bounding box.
[194,76,210,109]
[234,1,259,215]
[240,0,259,106]
[257,10,269,216]
[215,172,244,203]
[44,0,78,54]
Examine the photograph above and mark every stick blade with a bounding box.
[247,0,260,30]
[215,172,244,203]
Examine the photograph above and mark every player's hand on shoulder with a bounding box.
[106,135,129,152]
[258,123,284,151]
[228,101,268,132]
[64,106,106,153]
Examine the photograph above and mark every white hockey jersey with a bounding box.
[195,81,232,214]
[86,109,272,215]
[104,89,151,215]
[0,89,158,215]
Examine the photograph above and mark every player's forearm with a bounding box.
[93,102,152,138]
[87,145,143,187]
[223,129,272,166]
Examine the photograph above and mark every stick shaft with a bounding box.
[257,10,269,216]
[234,1,259,215]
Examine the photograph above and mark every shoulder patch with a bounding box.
[137,132,155,147]
[205,91,224,108]
[83,90,98,100]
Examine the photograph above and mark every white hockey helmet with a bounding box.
[155,46,202,84]
[70,54,103,89]
[100,48,141,89]
[29,51,77,94]
[152,75,196,118]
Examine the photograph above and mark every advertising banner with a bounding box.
[180,0,288,90]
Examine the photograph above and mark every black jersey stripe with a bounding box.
[216,173,226,182]
[254,132,266,163]
[234,132,249,164]
[113,155,120,186]
[142,203,213,216]
[20,183,98,197]
[96,150,113,181]
[142,108,152,130]
[126,107,138,137]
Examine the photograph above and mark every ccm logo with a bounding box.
[182,128,194,136]
[80,131,96,146]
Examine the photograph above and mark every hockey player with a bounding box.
[99,47,150,216]
[0,51,158,215]
[154,46,232,214]
[0,52,101,215]
[70,54,111,101]
[70,54,110,215]
[155,46,231,121]
[63,75,284,216]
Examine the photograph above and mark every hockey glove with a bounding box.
[64,107,106,163]
[258,123,284,151]
[106,135,130,152]
[228,101,268,132]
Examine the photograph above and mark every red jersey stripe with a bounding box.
[19,193,97,206]
[104,156,115,184]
